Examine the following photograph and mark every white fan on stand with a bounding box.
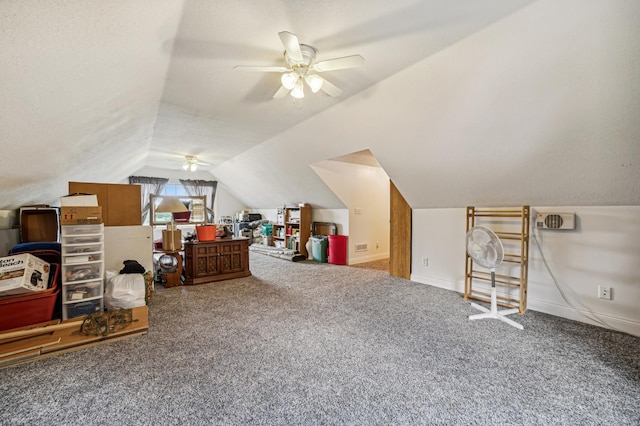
[466,226,524,330]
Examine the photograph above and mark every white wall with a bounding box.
[214,183,247,222]
[310,160,390,264]
[212,0,640,211]
[0,210,20,256]
[0,1,186,210]
[0,230,20,257]
[411,206,640,337]
[311,209,350,237]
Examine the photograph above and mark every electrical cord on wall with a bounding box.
[530,224,619,332]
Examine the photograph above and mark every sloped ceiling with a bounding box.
[2,0,638,211]
[1,0,184,209]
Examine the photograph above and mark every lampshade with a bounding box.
[291,80,305,99]
[156,196,188,213]
[305,74,324,93]
[281,72,297,90]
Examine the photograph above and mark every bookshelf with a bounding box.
[271,205,311,257]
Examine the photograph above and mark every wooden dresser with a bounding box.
[183,238,251,285]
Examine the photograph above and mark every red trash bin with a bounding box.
[328,235,348,265]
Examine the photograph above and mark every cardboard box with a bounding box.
[60,206,103,225]
[0,253,51,296]
[19,207,59,242]
[60,193,99,206]
[162,229,182,251]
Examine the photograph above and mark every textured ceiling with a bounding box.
[147,0,534,170]
[2,0,638,211]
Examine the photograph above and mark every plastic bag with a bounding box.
[104,273,146,309]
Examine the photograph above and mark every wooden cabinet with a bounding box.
[271,205,311,257]
[69,182,141,226]
[183,238,251,285]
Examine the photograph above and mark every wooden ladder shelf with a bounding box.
[464,206,530,314]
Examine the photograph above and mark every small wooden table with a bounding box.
[160,251,183,288]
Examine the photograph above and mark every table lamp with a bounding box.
[156,196,188,252]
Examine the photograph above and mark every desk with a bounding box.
[183,238,250,285]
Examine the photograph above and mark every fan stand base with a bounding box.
[469,288,524,330]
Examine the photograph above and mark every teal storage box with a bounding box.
[311,236,328,263]
[261,224,273,236]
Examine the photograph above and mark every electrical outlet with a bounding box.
[598,285,612,300]
[422,257,429,267]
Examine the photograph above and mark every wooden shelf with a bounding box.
[464,206,530,314]
[270,206,311,257]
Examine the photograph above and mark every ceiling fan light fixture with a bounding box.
[235,31,364,100]
[305,74,324,93]
[183,155,199,172]
[281,72,297,90]
[291,80,305,99]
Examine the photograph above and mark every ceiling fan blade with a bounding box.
[233,65,290,72]
[273,85,290,99]
[319,77,342,97]
[278,31,303,63]
[312,54,364,72]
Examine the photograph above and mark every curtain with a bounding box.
[129,176,169,224]
[179,179,218,223]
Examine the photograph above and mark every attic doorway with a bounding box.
[310,149,410,275]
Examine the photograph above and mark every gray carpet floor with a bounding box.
[1,252,639,425]
[349,258,389,272]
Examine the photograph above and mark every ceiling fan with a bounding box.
[182,155,210,172]
[234,31,364,99]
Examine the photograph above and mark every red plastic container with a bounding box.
[328,235,348,265]
[0,263,60,331]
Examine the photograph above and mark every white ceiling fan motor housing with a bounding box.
[285,44,317,68]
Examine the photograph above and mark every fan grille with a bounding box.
[544,214,564,229]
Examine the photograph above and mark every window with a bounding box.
[160,184,189,197]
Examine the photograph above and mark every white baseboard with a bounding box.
[349,252,389,265]
[411,273,464,294]
[527,297,640,338]
[410,273,640,338]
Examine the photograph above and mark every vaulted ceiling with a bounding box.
[2,0,638,211]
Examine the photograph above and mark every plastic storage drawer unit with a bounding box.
[61,224,104,320]
[64,280,102,302]
[63,299,102,319]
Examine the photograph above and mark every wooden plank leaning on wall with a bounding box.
[389,180,411,280]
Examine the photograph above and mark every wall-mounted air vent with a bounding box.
[536,213,576,230]
[355,243,368,252]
